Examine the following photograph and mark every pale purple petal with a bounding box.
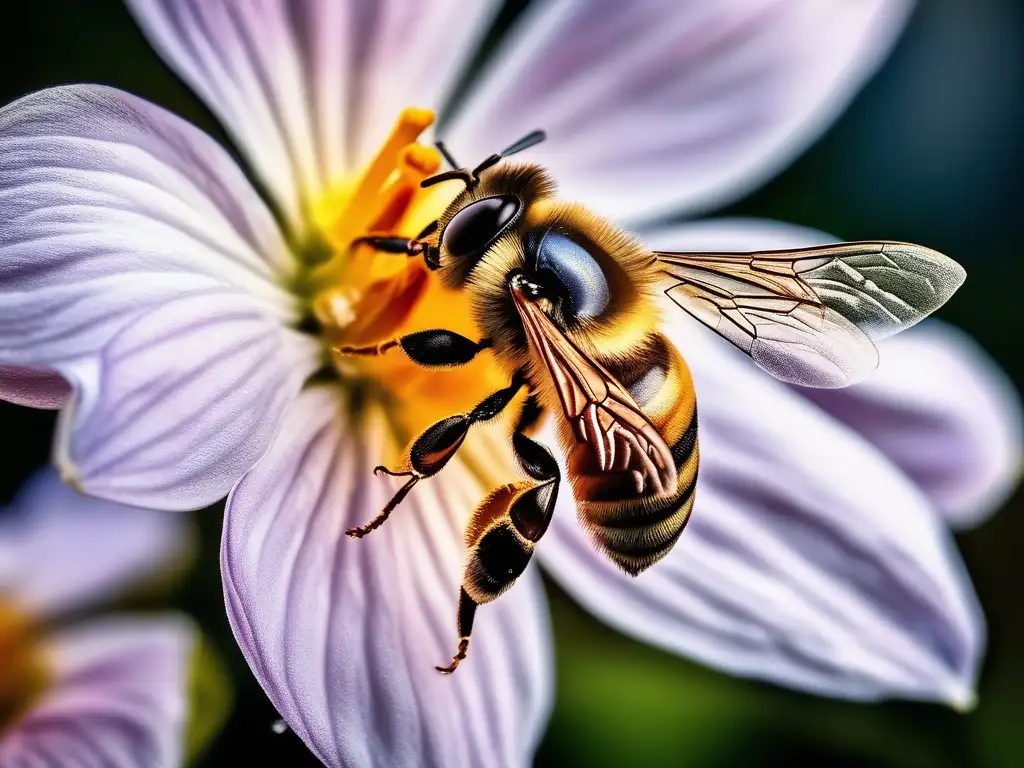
[127,0,500,233]
[642,218,1022,526]
[0,84,300,411]
[56,290,320,511]
[448,0,912,222]
[345,1,500,172]
[0,616,194,768]
[640,216,830,253]
[0,469,189,618]
[538,312,983,706]
[802,323,1023,528]
[222,387,552,768]
[0,364,70,409]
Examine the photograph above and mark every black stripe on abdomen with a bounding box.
[587,414,700,575]
[671,408,698,467]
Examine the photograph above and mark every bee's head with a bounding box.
[433,164,556,291]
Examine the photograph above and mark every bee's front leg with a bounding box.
[437,430,560,674]
[335,329,491,367]
[350,219,441,269]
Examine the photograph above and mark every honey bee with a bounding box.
[340,132,966,673]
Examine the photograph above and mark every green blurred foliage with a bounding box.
[185,630,234,765]
[0,1,1021,766]
[540,583,972,768]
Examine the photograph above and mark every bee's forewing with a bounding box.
[656,241,965,389]
[510,283,677,497]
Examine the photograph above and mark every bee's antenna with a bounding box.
[421,130,547,191]
[435,140,461,171]
[499,130,546,158]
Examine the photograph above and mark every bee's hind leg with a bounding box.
[346,373,527,539]
[437,429,561,674]
[436,589,477,674]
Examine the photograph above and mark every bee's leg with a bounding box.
[343,469,420,539]
[346,374,527,539]
[436,588,477,674]
[506,432,561,541]
[437,430,560,674]
[336,330,491,367]
[514,391,544,433]
[351,220,441,269]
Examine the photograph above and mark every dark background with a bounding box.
[0,1,1021,766]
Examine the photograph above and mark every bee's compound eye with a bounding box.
[441,195,521,259]
[534,232,610,319]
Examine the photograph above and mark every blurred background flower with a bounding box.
[0,470,229,766]
[0,0,1022,766]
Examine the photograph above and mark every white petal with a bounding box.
[127,0,500,233]
[56,290,319,511]
[643,218,1022,526]
[0,86,317,506]
[222,387,552,768]
[0,616,194,768]
[538,314,983,706]
[447,0,912,222]
[0,85,299,405]
[0,469,189,618]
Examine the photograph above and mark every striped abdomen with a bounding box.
[564,332,699,575]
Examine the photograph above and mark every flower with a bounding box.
[0,1,1019,767]
[0,470,196,766]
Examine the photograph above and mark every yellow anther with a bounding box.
[399,144,441,182]
[342,108,435,218]
[367,107,435,187]
[365,144,443,234]
[395,106,436,137]
[323,107,436,250]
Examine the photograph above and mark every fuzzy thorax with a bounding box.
[458,168,663,385]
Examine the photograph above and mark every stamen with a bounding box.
[368,145,442,236]
[331,108,436,245]
[361,107,435,194]
[331,264,429,346]
[307,106,511,444]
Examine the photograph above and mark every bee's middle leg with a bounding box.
[346,372,527,538]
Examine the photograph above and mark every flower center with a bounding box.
[0,601,50,733]
[308,109,512,450]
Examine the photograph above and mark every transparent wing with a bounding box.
[657,241,965,388]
